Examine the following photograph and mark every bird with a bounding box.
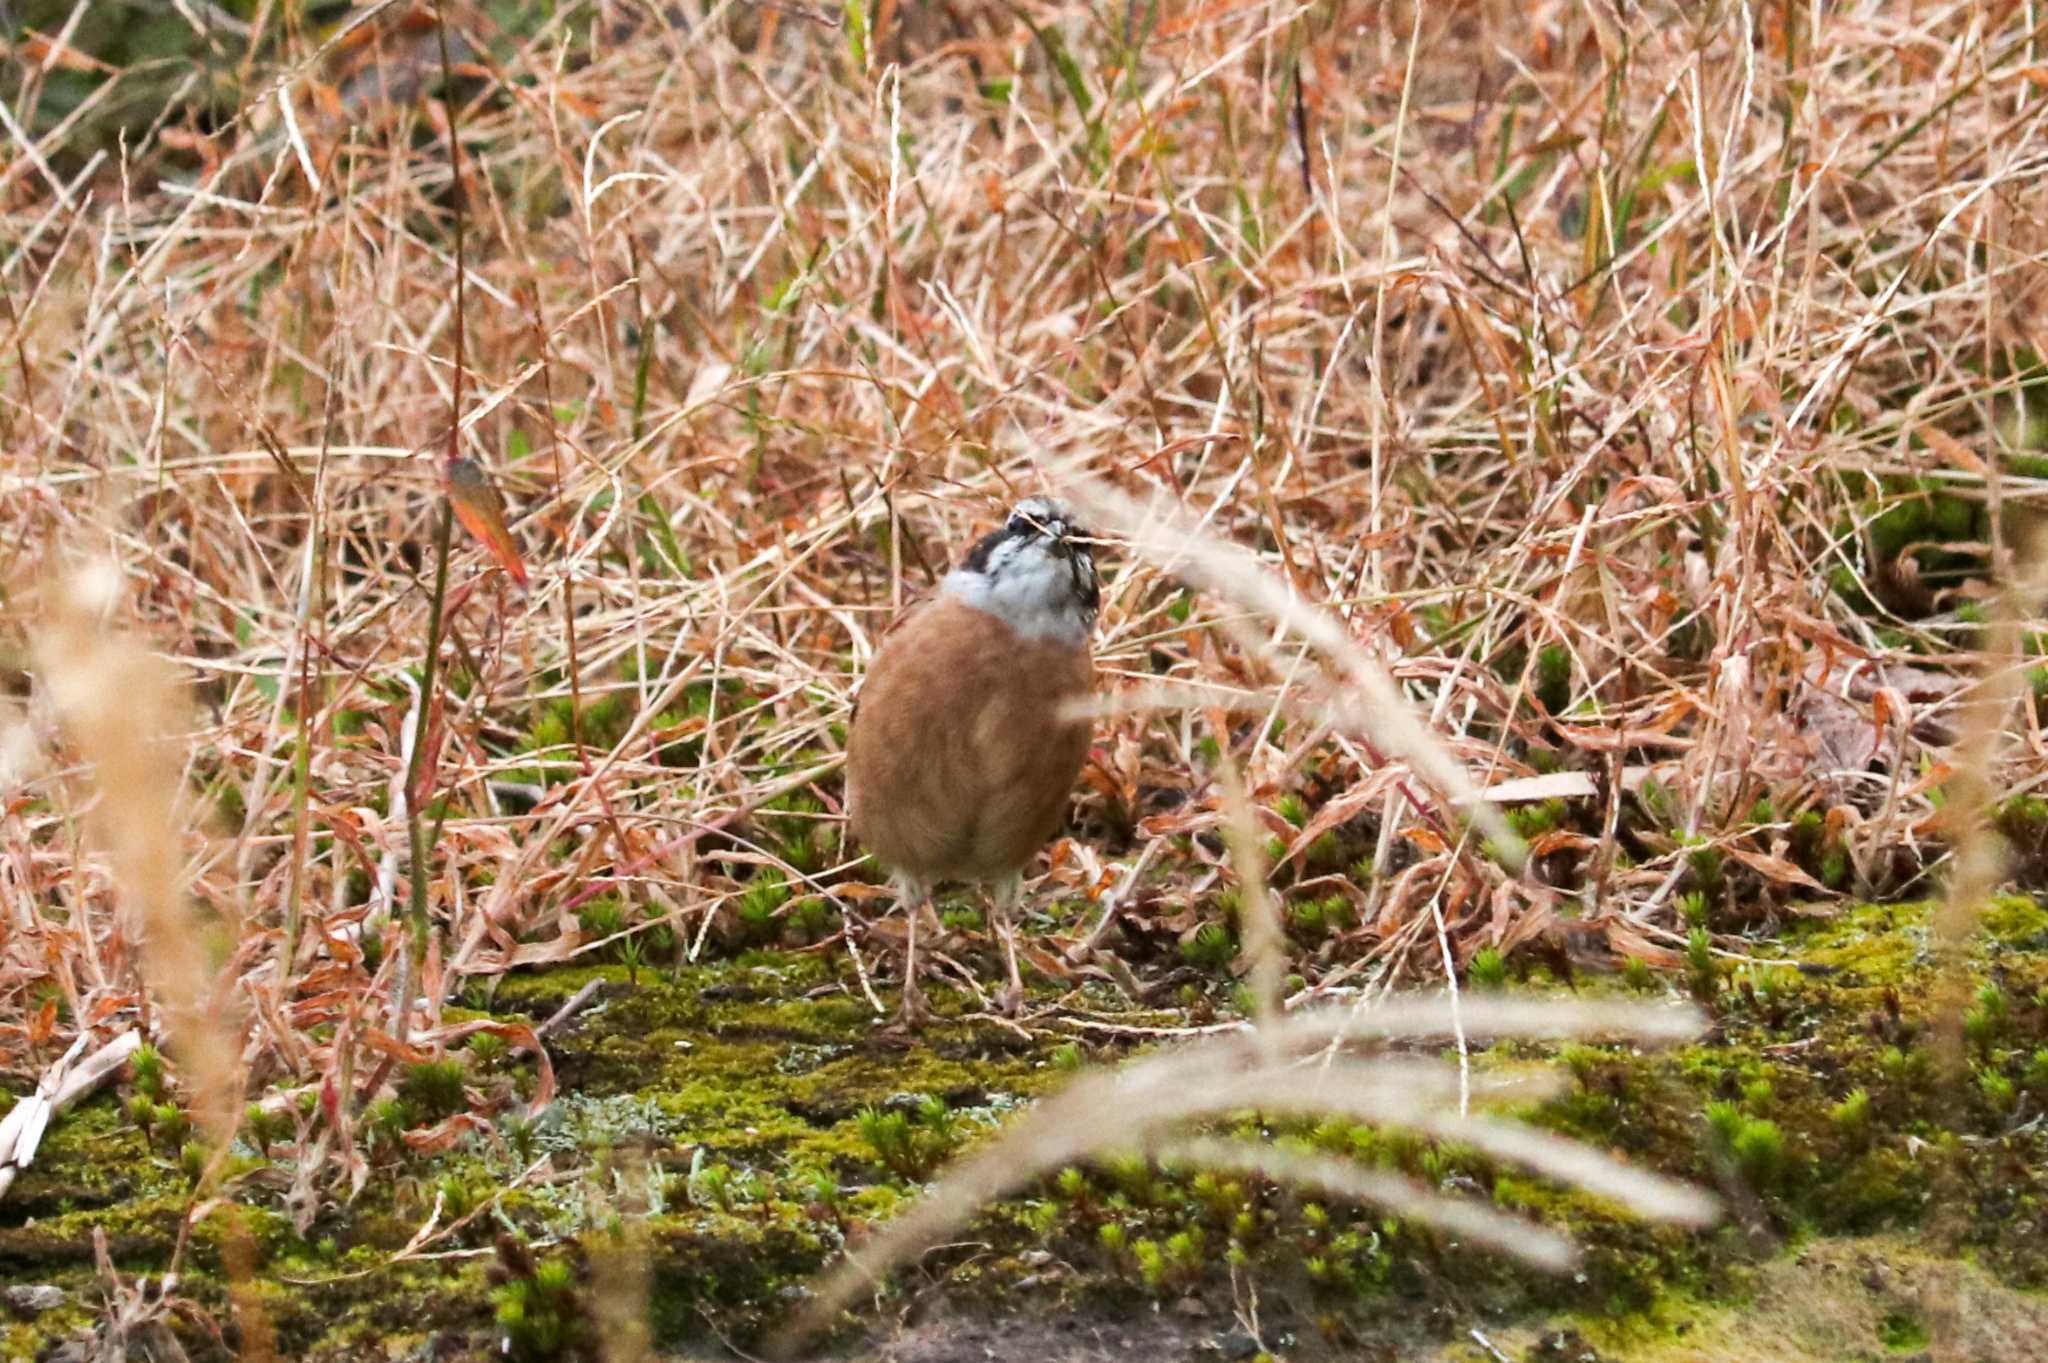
[845,496,1100,1026]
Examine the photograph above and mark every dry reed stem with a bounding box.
[1922,519,2048,1305]
[1051,465,1525,866]
[1215,755,1285,1027]
[1929,520,2048,1035]
[1156,1135,1576,1268]
[782,993,1711,1345]
[32,559,241,1143]
[0,1031,143,1200]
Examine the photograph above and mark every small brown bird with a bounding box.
[846,497,1100,1025]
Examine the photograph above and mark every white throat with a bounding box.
[941,544,1093,646]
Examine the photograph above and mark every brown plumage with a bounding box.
[844,497,1100,1025]
[849,595,1093,884]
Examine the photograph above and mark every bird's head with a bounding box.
[942,496,1100,645]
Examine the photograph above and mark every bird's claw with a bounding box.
[892,979,931,1030]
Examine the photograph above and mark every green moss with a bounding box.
[12,886,2048,1360]
[1878,1307,1930,1351]
[398,1058,470,1123]
[1181,920,1236,970]
[1506,797,1567,838]
[1468,946,1509,990]
[494,1247,590,1361]
[1534,643,1572,714]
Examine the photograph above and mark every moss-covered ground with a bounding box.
[4,897,2046,1361]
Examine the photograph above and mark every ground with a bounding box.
[4,896,2045,1362]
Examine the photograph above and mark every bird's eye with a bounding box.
[1003,501,1080,545]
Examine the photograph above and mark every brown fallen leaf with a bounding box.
[1849,663,1968,704]
[1527,830,1599,857]
[1402,825,1450,855]
[1600,918,1684,970]
[1792,686,1879,777]
[1553,703,1693,751]
[19,31,117,73]
[1274,768,1401,870]
[402,1111,495,1156]
[1914,423,1988,476]
[444,457,529,586]
[1724,846,1828,895]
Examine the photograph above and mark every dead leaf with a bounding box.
[1469,771,1599,802]
[402,1111,492,1156]
[1793,687,1879,776]
[1600,919,1683,969]
[444,458,529,587]
[1401,825,1450,855]
[1527,830,1598,857]
[1275,770,1399,869]
[1915,423,1987,476]
[1851,664,1967,704]
[19,31,116,73]
[1725,846,1828,894]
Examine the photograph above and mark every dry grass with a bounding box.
[4,0,2048,1347]
[30,557,244,1142]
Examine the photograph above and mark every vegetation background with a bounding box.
[4,0,2048,1359]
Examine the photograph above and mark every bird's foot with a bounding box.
[993,982,1025,1018]
[892,978,932,1030]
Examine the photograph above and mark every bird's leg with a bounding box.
[991,873,1027,1016]
[898,879,932,1028]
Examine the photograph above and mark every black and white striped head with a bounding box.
[941,496,1100,645]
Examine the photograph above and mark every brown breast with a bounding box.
[846,594,1094,886]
